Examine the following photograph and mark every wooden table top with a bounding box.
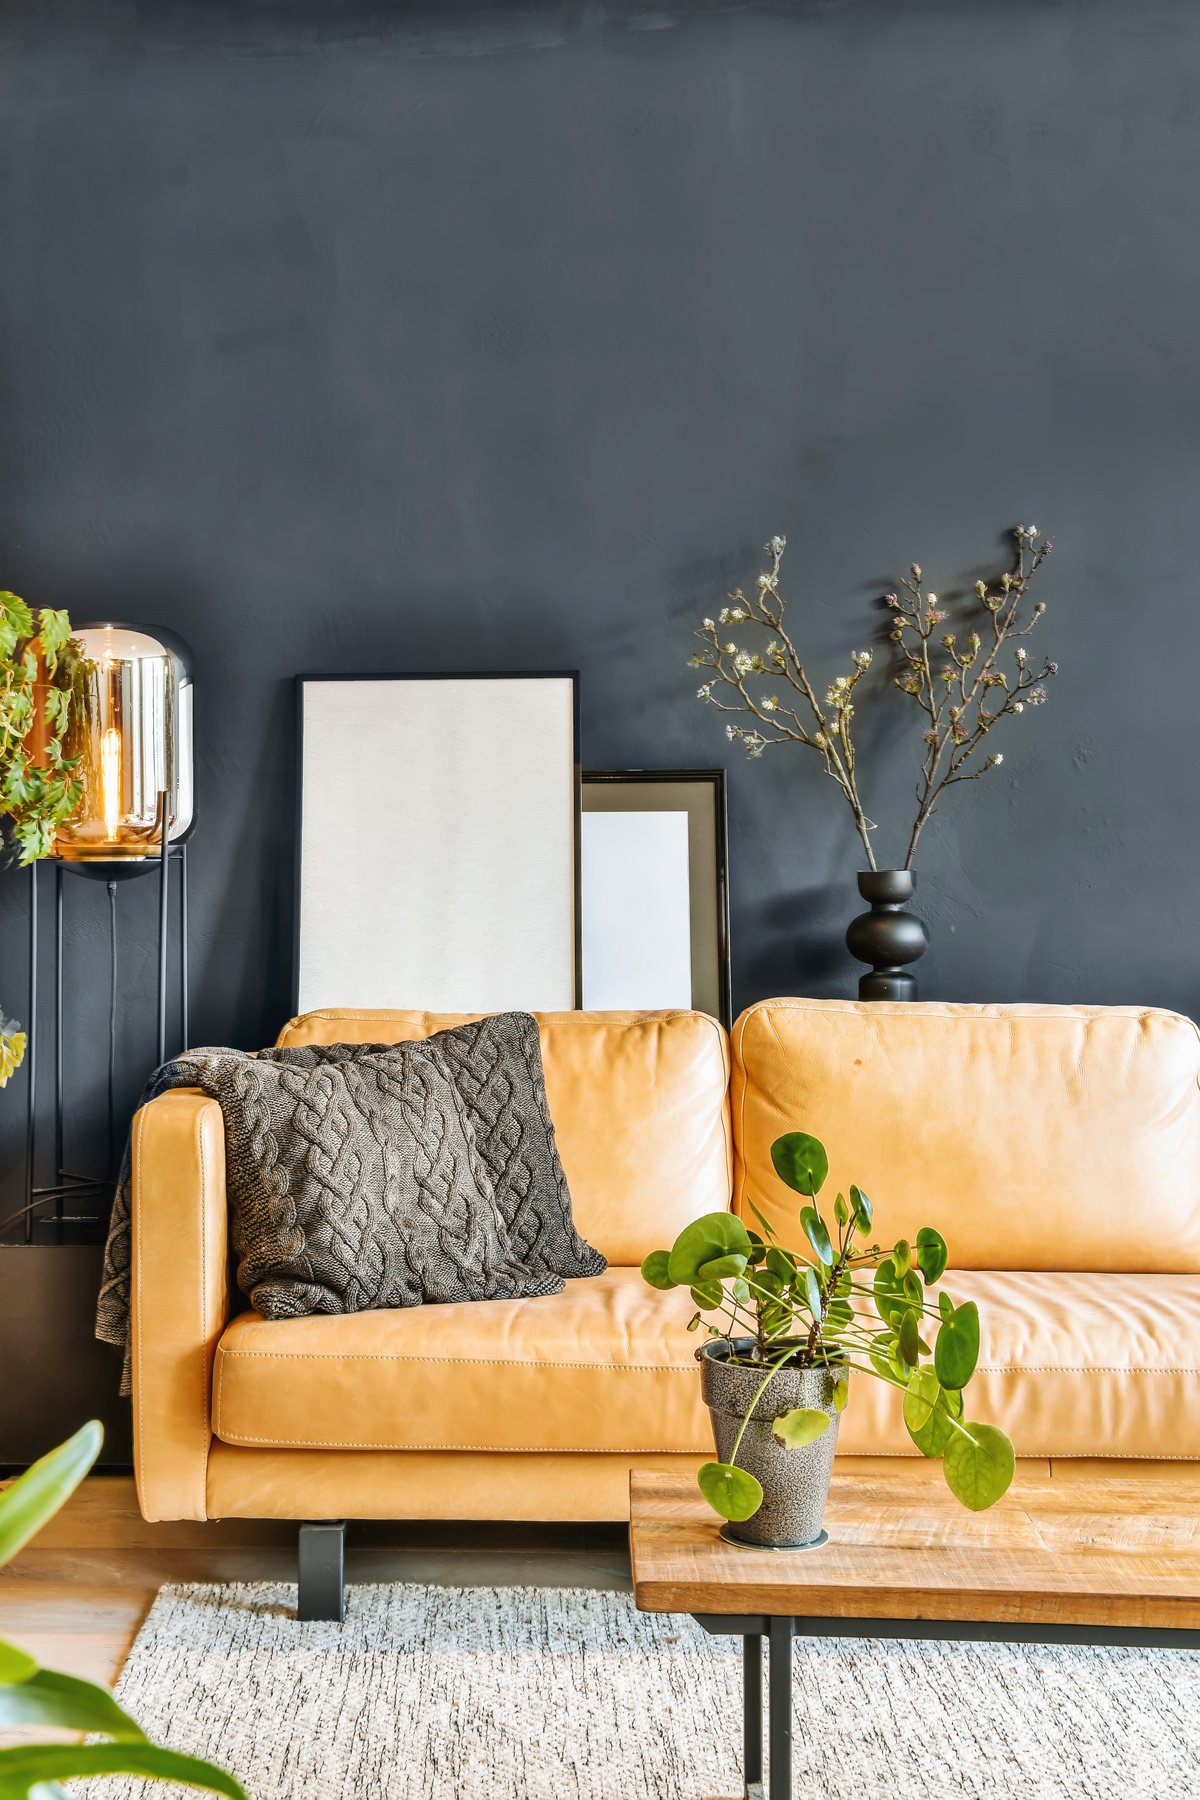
[629,1461,1200,1630]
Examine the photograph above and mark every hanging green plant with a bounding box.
[0,591,83,1086]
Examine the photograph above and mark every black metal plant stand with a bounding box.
[13,794,189,1245]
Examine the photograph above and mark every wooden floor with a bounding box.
[0,1477,630,1691]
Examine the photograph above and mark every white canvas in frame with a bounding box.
[581,811,692,1010]
[296,675,578,1013]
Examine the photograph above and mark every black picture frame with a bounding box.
[581,768,732,1027]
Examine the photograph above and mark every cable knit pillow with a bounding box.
[322,1013,606,1282]
[202,1042,564,1319]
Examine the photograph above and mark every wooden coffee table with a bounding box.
[629,1462,1200,1800]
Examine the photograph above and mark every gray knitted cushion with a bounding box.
[305,1014,606,1282]
[425,1013,607,1281]
[201,1041,564,1319]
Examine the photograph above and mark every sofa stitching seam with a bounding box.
[215,1351,703,1370]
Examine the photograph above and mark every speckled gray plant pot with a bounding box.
[698,1338,843,1549]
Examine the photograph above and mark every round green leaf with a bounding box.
[943,1423,1015,1511]
[893,1238,912,1277]
[916,1226,948,1286]
[938,1291,956,1324]
[697,1461,764,1522]
[697,1253,748,1282]
[771,1408,831,1449]
[690,1281,723,1310]
[849,1184,873,1232]
[667,1214,753,1288]
[833,1193,848,1227]
[934,1300,980,1391]
[902,1369,963,1458]
[640,1250,675,1291]
[800,1207,834,1267]
[832,1376,849,1413]
[770,1132,829,1198]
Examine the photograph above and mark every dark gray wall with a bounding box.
[3,0,1198,1212]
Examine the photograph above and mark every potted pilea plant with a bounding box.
[0,1421,245,1796]
[689,527,1058,996]
[1,590,82,1086]
[641,1130,1014,1548]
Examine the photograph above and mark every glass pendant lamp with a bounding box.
[54,624,194,863]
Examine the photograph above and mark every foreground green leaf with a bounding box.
[0,1422,102,1568]
[0,1664,148,1738]
[771,1408,830,1449]
[942,1423,1015,1511]
[849,1184,873,1232]
[0,1742,247,1797]
[0,1640,38,1683]
[832,1376,849,1412]
[697,1461,763,1522]
[770,1132,829,1198]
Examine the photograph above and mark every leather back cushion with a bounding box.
[733,1000,1200,1273]
[277,1009,732,1265]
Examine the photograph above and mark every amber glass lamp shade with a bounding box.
[54,624,194,864]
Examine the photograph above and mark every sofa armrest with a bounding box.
[130,1088,229,1521]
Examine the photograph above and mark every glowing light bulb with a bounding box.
[100,727,122,842]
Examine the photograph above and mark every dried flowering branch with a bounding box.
[689,535,880,869]
[887,526,1058,868]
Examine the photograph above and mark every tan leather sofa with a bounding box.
[131,999,1200,1540]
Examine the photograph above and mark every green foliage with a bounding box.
[934,1300,980,1390]
[0,1423,246,1800]
[640,1130,1015,1527]
[665,1213,752,1288]
[943,1423,1016,1511]
[771,1408,830,1449]
[1,594,83,1089]
[697,1461,763,1522]
[770,1131,829,1197]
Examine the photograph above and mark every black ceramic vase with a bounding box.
[845,870,928,1001]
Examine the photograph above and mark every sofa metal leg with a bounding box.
[297,1521,346,1622]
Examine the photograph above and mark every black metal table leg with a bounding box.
[743,1632,763,1798]
[768,1615,792,1800]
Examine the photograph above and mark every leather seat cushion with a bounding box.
[213,1267,1200,1461]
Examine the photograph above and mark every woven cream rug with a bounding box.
[84,1583,1197,1799]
